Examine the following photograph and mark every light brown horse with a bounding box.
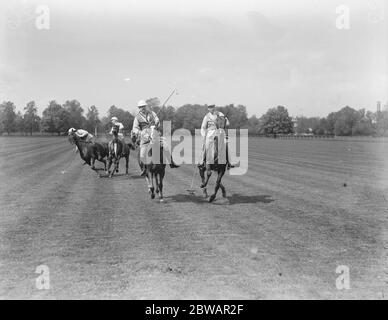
[198,115,228,203]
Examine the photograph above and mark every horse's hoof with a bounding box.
[222,192,227,198]
[160,199,164,203]
[151,194,155,199]
[203,189,208,198]
[209,195,216,203]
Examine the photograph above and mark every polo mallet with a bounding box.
[154,88,178,127]
[161,88,177,108]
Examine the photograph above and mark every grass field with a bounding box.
[0,136,387,299]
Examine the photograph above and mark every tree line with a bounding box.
[0,98,387,137]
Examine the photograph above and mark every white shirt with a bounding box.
[200,111,230,137]
[132,111,160,135]
[75,129,92,138]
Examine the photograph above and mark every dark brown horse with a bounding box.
[68,134,108,176]
[107,128,132,178]
[132,128,166,202]
[199,115,228,203]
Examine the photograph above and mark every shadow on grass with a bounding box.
[166,193,208,204]
[98,173,129,179]
[227,194,275,205]
[166,193,275,205]
[128,175,145,180]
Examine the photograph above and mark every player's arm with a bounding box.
[132,117,140,135]
[76,129,88,138]
[153,112,160,129]
[200,115,208,137]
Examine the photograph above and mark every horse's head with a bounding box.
[216,115,227,129]
[130,131,140,146]
[111,125,119,138]
[68,133,77,145]
[150,126,159,142]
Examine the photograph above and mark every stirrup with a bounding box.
[227,163,235,170]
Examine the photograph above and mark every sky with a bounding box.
[0,0,387,117]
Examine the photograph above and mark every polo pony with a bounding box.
[198,115,228,203]
[68,133,109,176]
[132,127,166,201]
[107,126,133,178]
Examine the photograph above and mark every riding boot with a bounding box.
[227,162,235,170]
[138,162,146,176]
[169,156,180,168]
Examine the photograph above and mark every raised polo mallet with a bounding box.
[155,89,178,118]
[161,88,178,108]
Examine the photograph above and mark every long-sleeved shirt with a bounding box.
[75,129,93,139]
[109,122,124,135]
[132,111,159,135]
[200,111,230,137]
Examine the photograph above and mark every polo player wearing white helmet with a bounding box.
[108,116,125,157]
[199,105,234,169]
[132,99,179,176]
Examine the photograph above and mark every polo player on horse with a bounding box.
[68,128,94,153]
[131,99,179,176]
[108,116,125,157]
[199,104,234,169]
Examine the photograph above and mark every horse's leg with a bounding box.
[109,157,117,178]
[116,157,119,173]
[97,157,107,171]
[91,156,96,170]
[107,155,113,175]
[198,166,208,198]
[145,169,154,199]
[145,172,151,191]
[90,157,101,177]
[137,151,142,171]
[201,166,212,188]
[150,172,155,199]
[113,158,120,176]
[159,170,165,201]
[220,182,227,198]
[155,173,160,195]
[209,168,225,203]
[125,155,129,174]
